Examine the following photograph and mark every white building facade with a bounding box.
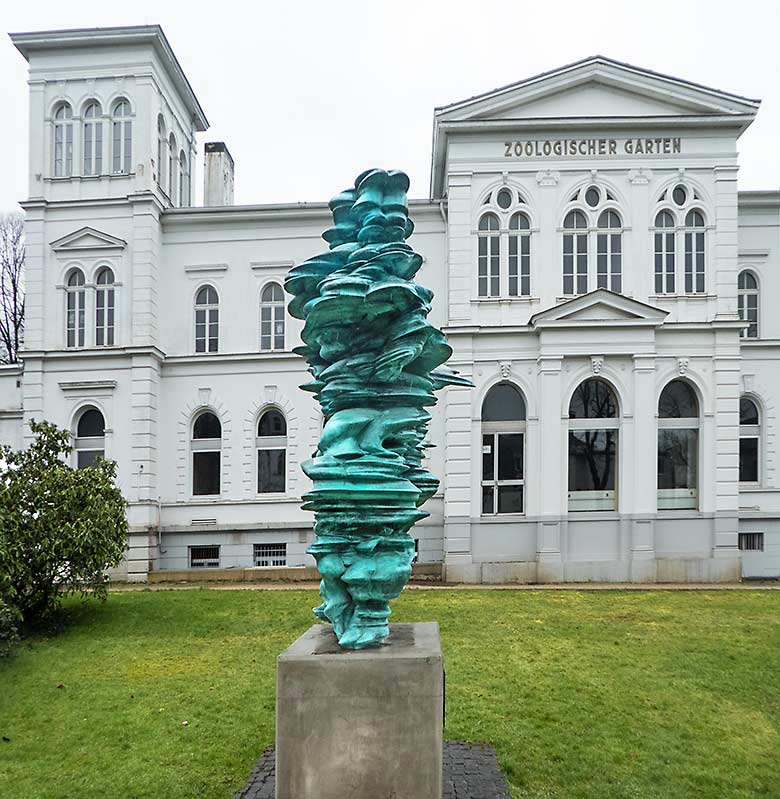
[4,26,780,582]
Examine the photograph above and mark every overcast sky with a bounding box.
[1,0,778,211]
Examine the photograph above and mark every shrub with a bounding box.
[0,420,128,626]
[0,596,20,657]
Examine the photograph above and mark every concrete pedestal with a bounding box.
[275,622,444,799]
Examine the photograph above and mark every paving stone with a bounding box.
[235,741,510,799]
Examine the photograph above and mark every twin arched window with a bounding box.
[562,185,623,296]
[477,189,531,298]
[653,184,706,294]
[257,409,287,493]
[568,378,619,510]
[260,283,285,350]
[738,270,759,338]
[481,383,526,514]
[65,267,117,348]
[192,411,221,495]
[74,407,106,469]
[657,380,700,509]
[195,285,219,353]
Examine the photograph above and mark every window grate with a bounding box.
[189,545,220,568]
[254,543,287,567]
[738,533,764,552]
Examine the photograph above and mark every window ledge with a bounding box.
[648,293,716,301]
[471,297,540,305]
[478,513,526,522]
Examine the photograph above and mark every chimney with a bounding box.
[203,142,235,206]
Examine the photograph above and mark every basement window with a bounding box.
[738,533,764,552]
[254,543,287,567]
[189,545,220,568]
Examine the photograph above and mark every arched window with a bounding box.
[112,99,132,174]
[653,210,676,294]
[508,212,531,297]
[168,133,177,206]
[66,268,85,348]
[738,270,759,339]
[82,101,102,176]
[75,407,105,469]
[191,411,221,496]
[157,115,166,190]
[53,102,73,177]
[194,285,219,353]
[257,409,287,493]
[596,210,622,293]
[562,210,588,296]
[658,380,699,509]
[179,150,189,206]
[95,267,115,347]
[260,283,285,351]
[481,383,526,514]
[684,210,706,294]
[568,378,619,511]
[739,397,760,484]
[477,213,500,298]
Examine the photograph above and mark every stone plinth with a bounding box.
[275,622,444,799]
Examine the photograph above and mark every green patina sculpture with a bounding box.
[285,169,470,649]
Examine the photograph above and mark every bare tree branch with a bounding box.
[0,213,25,364]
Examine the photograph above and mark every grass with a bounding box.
[0,589,778,799]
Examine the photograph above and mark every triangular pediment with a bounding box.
[436,56,760,123]
[50,226,127,252]
[530,289,668,329]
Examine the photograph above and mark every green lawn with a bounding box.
[0,589,778,799]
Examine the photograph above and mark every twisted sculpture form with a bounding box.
[285,169,470,649]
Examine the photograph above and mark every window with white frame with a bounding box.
[562,185,624,297]
[66,268,86,348]
[191,411,221,496]
[179,150,189,206]
[74,407,105,469]
[82,101,102,176]
[53,102,73,177]
[653,210,676,294]
[568,378,619,511]
[739,397,760,484]
[476,190,532,298]
[254,543,287,567]
[95,266,115,346]
[257,409,286,493]
[738,270,759,339]
[112,99,132,174]
[157,115,166,190]
[168,132,177,206]
[260,283,285,351]
[481,383,526,514]
[596,209,623,292]
[657,380,699,510]
[194,285,219,353]
[189,545,220,568]
[684,210,706,294]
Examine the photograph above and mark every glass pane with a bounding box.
[193,412,221,439]
[497,485,524,514]
[569,379,618,419]
[496,188,512,209]
[481,383,526,421]
[659,380,698,418]
[259,410,287,437]
[258,449,286,493]
[78,408,105,437]
[482,486,494,514]
[193,451,220,495]
[657,429,698,489]
[77,449,103,469]
[568,430,617,491]
[497,433,523,480]
[585,187,600,207]
[739,437,758,483]
[482,434,494,481]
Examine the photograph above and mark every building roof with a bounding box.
[9,24,209,132]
